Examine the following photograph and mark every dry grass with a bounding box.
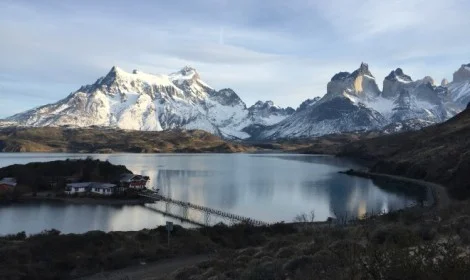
[0,127,254,153]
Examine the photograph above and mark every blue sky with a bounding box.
[1,0,470,117]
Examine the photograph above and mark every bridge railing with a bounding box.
[139,192,268,227]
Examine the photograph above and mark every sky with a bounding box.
[1,0,470,118]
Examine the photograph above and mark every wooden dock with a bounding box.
[139,192,268,227]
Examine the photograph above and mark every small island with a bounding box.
[0,157,151,204]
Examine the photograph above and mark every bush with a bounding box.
[361,242,470,279]
[415,224,437,241]
[275,246,297,258]
[0,231,26,241]
[283,255,314,274]
[171,266,201,280]
[243,261,282,280]
[371,225,419,247]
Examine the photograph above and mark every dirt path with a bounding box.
[342,169,451,209]
[78,255,211,280]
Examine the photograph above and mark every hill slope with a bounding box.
[339,106,470,198]
[0,127,252,153]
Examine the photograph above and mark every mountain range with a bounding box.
[3,63,470,139]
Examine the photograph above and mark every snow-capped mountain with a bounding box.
[296,97,321,112]
[381,69,457,123]
[256,63,470,139]
[447,63,470,108]
[247,101,294,125]
[4,66,295,139]
[4,62,470,140]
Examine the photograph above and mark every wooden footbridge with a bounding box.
[139,191,268,227]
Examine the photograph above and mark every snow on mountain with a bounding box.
[246,101,294,126]
[377,68,456,123]
[296,97,321,112]
[322,63,381,103]
[8,66,222,132]
[5,62,470,140]
[445,63,470,109]
[255,63,467,139]
[258,97,386,139]
[5,66,295,139]
[257,63,387,139]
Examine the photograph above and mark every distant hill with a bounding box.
[339,106,470,198]
[0,127,253,153]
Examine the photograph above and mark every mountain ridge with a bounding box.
[4,66,294,139]
[255,62,470,139]
[3,63,470,140]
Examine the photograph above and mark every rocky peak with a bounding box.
[421,76,435,86]
[441,78,449,86]
[453,63,470,83]
[327,62,380,100]
[351,62,374,78]
[170,66,201,86]
[331,72,351,81]
[382,68,415,99]
[96,66,125,88]
[248,100,294,116]
[180,65,197,74]
[297,97,321,112]
[385,68,413,83]
[253,101,265,107]
[209,88,246,108]
[252,100,276,109]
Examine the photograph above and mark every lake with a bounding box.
[0,153,427,235]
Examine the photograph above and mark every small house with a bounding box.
[0,177,17,191]
[65,182,91,195]
[119,174,149,190]
[90,183,116,196]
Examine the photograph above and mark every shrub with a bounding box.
[415,224,437,241]
[283,255,314,274]
[0,231,26,241]
[275,246,297,259]
[370,225,419,247]
[243,261,282,280]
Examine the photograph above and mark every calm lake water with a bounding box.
[0,153,427,235]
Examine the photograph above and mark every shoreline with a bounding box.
[19,194,147,206]
[340,169,451,209]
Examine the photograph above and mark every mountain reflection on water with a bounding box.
[0,153,426,234]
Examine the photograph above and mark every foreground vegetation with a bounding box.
[2,202,470,279]
[0,127,253,153]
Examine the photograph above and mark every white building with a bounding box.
[65,182,91,195]
[65,182,116,196]
[90,183,116,196]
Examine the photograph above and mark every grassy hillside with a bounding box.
[339,108,470,198]
[0,127,253,153]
